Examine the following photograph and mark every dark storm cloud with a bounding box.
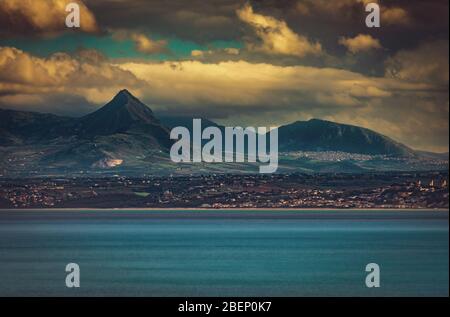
[79,0,449,77]
[0,93,95,117]
[81,0,448,45]
[2,1,448,72]
[2,0,448,53]
[83,0,245,43]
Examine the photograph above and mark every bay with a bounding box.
[0,210,448,297]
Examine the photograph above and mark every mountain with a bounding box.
[278,119,415,157]
[46,90,172,167]
[0,90,172,149]
[74,90,170,145]
[159,115,223,131]
[0,109,71,146]
[1,90,173,173]
[0,91,447,176]
[159,115,228,148]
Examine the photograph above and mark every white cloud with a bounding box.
[130,33,168,55]
[190,48,240,59]
[237,4,322,58]
[339,34,382,54]
[118,60,403,110]
[224,48,240,55]
[0,0,99,35]
[0,46,145,105]
[383,7,411,26]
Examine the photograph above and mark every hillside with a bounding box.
[278,119,416,157]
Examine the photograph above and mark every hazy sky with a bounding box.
[0,0,448,152]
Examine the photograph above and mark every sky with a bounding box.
[0,0,448,153]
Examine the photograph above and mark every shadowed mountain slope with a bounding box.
[278,119,415,157]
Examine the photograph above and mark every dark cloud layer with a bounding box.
[82,0,448,50]
[84,0,244,43]
[80,0,449,76]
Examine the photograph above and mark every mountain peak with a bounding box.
[102,89,154,117]
[110,89,141,107]
[119,88,132,95]
[116,89,134,98]
[76,89,165,137]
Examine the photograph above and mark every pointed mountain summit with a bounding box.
[102,89,157,122]
[0,93,448,175]
[75,89,164,136]
[40,90,174,168]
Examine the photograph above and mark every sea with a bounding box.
[0,210,448,297]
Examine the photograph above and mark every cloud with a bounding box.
[382,7,411,26]
[118,60,400,111]
[171,9,236,30]
[83,0,241,43]
[296,0,364,15]
[0,93,95,116]
[112,30,169,55]
[224,48,240,55]
[191,50,207,58]
[0,46,146,107]
[385,40,449,86]
[339,34,382,54]
[0,0,99,37]
[190,48,240,58]
[237,4,322,58]
[0,46,447,152]
[114,60,448,152]
[191,50,212,58]
[295,0,412,26]
[130,33,168,55]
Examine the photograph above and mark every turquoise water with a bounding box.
[0,210,448,297]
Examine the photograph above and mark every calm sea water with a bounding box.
[0,210,448,297]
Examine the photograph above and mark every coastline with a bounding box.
[0,208,448,212]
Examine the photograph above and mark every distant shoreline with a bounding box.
[0,208,448,212]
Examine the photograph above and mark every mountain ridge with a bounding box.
[0,94,438,157]
[1,90,447,176]
[278,118,416,157]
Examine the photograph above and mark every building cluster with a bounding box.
[0,172,448,209]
